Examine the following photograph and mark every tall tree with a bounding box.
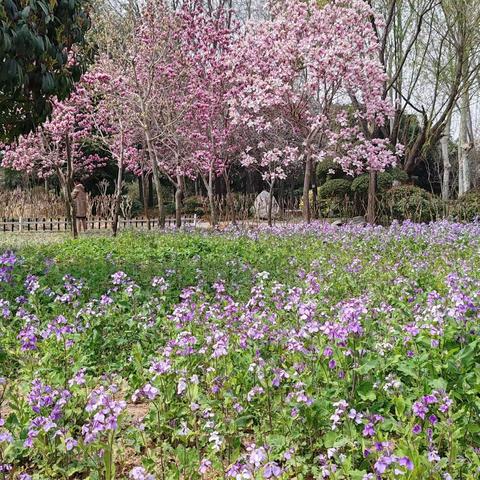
[230,0,399,223]
[370,0,480,182]
[2,72,106,237]
[0,0,91,141]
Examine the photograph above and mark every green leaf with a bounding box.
[394,396,406,418]
[428,378,447,391]
[357,360,379,375]
[357,382,377,402]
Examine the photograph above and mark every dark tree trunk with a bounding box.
[312,169,318,219]
[142,174,151,230]
[148,174,154,208]
[267,180,275,227]
[175,175,183,229]
[112,154,124,237]
[303,154,312,223]
[367,171,377,224]
[145,130,165,228]
[223,170,236,225]
[65,134,78,239]
[138,175,144,207]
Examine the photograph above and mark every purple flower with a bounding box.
[412,400,428,419]
[398,457,414,470]
[323,346,333,358]
[65,437,78,451]
[0,299,10,318]
[132,383,159,402]
[68,368,86,387]
[82,386,126,444]
[0,431,13,443]
[199,458,212,474]
[428,450,440,463]
[362,423,375,437]
[129,466,155,480]
[248,445,267,467]
[263,462,282,478]
[374,455,394,474]
[412,424,422,435]
[0,251,16,283]
[18,324,38,351]
[24,274,40,295]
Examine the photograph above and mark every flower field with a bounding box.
[1,222,480,479]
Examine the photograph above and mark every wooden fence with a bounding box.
[0,215,197,233]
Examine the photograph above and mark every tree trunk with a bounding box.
[208,171,216,226]
[366,170,377,224]
[440,114,452,201]
[175,175,183,229]
[311,168,318,219]
[267,180,275,227]
[112,154,124,237]
[303,153,312,223]
[142,174,151,230]
[148,174,154,208]
[201,172,217,226]
[458,87,471,197]
[223,170,236,225]
[144,130,165,227]
[65,134,78,239]
[138,175,144,207]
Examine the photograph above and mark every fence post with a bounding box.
[19,217,22,232]
[193,214,197,227]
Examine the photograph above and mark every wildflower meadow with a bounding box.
[0,222,479,479]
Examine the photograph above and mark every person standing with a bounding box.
[72,181,88,232]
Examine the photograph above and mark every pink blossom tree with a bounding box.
[229,0,402,223]
[87,62,144,235]
[174,2,238,226]
[2,72,107,237]
[120,0,241,228]
[120,0,187,228]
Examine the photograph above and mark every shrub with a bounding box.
[318,178,352,199]
[316,158,343,183]
[183,196,205,216]
[351,169,409,195]
[384,185,443,223]
[450,189,480,222]
[389,168,409,183]
[351,172,391,194]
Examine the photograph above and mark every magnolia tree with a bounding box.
[119,0,186,228]
[120,0,238,228]
[229,0,402,223]
[113,0,242,228]
[175,3,238,226]
[1,71,107,237]
[87,63,143,235]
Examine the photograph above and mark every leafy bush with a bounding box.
[351,169,409,195]
[318,178,352,199]
[450,189,480,222]
[351,172,391,194]
[316,158,343,183]
[384,185,443,223]
[389,167,410,183]
[164,202,176,215]
[183,195,205,216]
